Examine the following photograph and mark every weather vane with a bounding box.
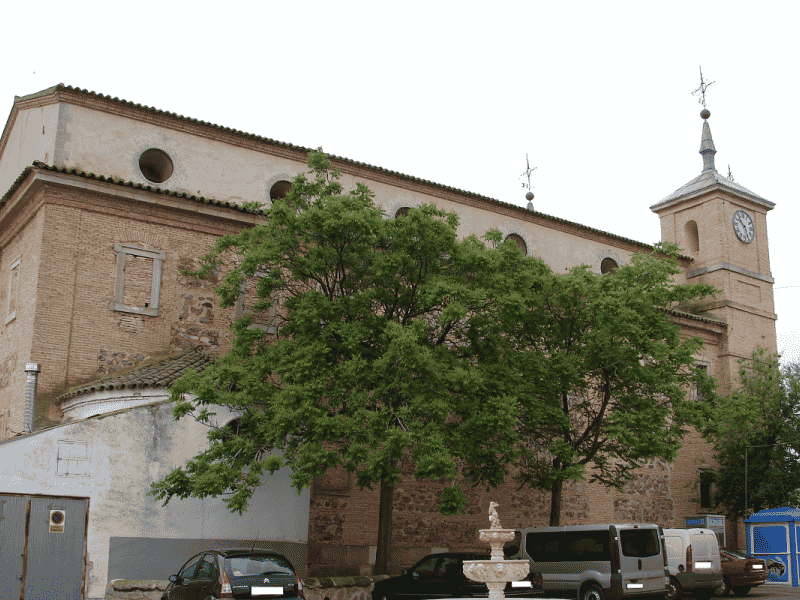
[520,153,536,207]
[692,66,715,110]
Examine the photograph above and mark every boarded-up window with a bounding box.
[505,233,528,256]
[6,258,20,324]
[236,272,279,332]
[110,244,165,317]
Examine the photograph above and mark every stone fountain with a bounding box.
[463,502,530,600]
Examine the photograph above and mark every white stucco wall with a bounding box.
[0,104,59,194]
[0,400,310,599]
[49,101,643,275]
[54,103,304,206]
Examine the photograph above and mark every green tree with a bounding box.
[704,347,800,518]
[149,152,519,574]
[492,243,717,525]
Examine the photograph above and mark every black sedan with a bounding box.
[162,548,303,600]
[371,552,541,600]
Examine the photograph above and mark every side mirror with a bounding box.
[168,574,183,584]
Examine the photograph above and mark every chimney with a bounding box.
[23,363,40,433]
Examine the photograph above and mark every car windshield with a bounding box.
[224,555,295,577]
[723,549,751,560]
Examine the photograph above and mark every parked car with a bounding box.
[662,528,723,600]
[161,548,303,600]
[371,552,542,600]
[715,549,768,596]
[506,524,669,600]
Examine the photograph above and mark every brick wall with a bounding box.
[0,182,252,437]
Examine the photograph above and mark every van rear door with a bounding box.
[612,526,668,595]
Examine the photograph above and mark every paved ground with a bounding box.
[733,583,798,599]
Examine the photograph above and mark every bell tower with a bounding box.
[650,107,777,389]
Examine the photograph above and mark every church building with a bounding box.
[0,84,777,598]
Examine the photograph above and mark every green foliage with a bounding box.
[149,151,519,517]
[704,347,800,519]
[490,240,717,525]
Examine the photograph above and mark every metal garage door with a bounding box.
[0,494,88,600]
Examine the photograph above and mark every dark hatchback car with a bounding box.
[162,548,303,600]
[371,552,542,600]
[716,549,768,597]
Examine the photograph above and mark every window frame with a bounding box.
[110,244,165,317]
[6,257,20,324]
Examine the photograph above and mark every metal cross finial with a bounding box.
[692,66,715,109]
[520,153,536,193]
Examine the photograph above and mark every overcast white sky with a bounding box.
[2,2,799,363]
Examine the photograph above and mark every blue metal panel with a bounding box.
[0,495,28,600]
[23,497,88,600]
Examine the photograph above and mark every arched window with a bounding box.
[505,233,528,256]
[684,220,700,254]
[269,180,293,202]
[601,258,618,274]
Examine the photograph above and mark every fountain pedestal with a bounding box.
[463,504,529,600]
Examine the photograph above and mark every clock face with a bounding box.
[732,210,755,243]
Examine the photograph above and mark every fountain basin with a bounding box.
[462,559,530,583]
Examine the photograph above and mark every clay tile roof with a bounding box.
[0,161,265,215]
[7,84,667,254]
[57,348,215,404]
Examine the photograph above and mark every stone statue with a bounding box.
[489,501,502,529]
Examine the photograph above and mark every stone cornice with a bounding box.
[686,262,774,284]
[0,165,264,247]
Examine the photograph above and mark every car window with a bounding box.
[413,556,440,578]
[195,554,218,580]
[439,557,462,578]
[225,554,295,577]
[178,554,203,581]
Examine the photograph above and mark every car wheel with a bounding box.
[580,583,605,600]
[665,577,683,600]
[729,586,751,597]
[715,577,730,596]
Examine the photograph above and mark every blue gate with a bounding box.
[746,507,800,587]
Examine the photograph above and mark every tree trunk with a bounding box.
[374,478,395,575]
[549,478,563,526]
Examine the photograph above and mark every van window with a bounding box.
[664,535,683,559]
[690,533,714,557]
[620,529,660,557]
[526,531,610,562]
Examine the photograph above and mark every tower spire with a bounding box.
[700,111,717,172]
[693,67,717,172]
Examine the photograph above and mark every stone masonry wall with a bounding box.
[16,186,250,432]
[104,578,381,600]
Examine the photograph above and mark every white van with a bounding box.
[662,528,722,600]
[505,524,669,600]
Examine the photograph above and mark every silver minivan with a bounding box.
[662,528,722,600]
[505,524,669,600]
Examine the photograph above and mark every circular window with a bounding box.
[269,180,293,202]
[139,149,174,183]
[601,258,619,274]
[505,233,528,256]
[395,207,410,218]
